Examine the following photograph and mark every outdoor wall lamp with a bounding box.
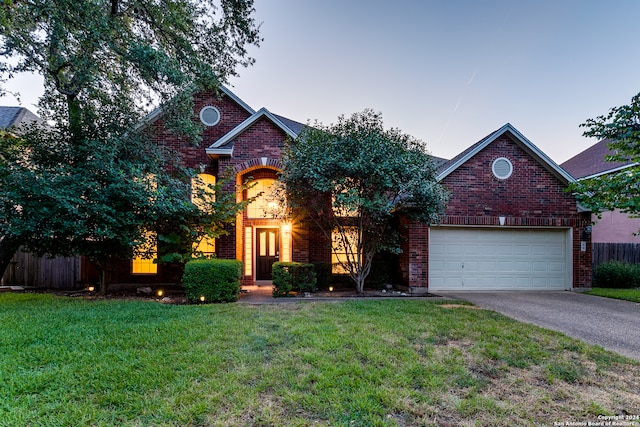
[581,225,592,240]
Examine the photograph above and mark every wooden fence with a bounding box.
[1,251,82,289]
[592,243,640,269]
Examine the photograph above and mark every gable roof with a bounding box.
[561,138,636,179]
[0,106,41,129]
[206,107,304,158]
[437,123,575,184]
[141,85,256,127]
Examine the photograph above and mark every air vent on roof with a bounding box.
[199,106,221,127]
[492,157,513,180]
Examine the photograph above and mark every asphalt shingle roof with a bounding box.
[0,106,41,129]
[561,139,634,179]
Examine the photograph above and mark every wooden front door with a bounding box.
[256,228,279,280]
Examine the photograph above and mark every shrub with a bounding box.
[312,262,332,289]
[272,262,317,297]
[593,261,640,289]
[183,259,242,303]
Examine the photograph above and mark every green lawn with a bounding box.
[1,294,638,427]
[586,287,640,303]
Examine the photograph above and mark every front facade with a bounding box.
[4,91,592,291]
[116,92,593,291]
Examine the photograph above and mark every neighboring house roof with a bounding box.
[0,106,41,129]
[206,107,303,158]
[561,138,636,179]
[437,123,576,184]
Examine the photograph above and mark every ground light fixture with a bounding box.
[329,286,333,292]
[200,295,206,302]
[156,289,164,297]
[88,286,95,292]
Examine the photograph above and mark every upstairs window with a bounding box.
[246,178,277,219]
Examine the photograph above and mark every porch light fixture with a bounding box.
[282,222,291,233]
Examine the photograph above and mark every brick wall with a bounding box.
[404,134,592,290]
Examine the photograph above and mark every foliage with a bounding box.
[183,259,242,303]
[0,293,637,426]
[0,0,260,290]
[157,172,254,264]
[281,109,448,293]
[586,287,640,303]
[271,261,316,297]
[569,92,640,220]
[312,262,333,289]
[593,261,640,289]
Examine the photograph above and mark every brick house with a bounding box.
[3,89,593,291]
[115,86,591,292]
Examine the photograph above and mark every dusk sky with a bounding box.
[5,0,640,164]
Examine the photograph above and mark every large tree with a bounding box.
[281,109,448,294]
[569,92,640,220]
[0,0,260,289]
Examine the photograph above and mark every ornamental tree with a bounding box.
[569,92,640,223]
[281,109,448,294]
[0,0,260,291]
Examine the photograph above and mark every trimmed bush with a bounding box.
[593,261,640,289]
[312,262,332,289]
[183,259,242,303]
[272,262,317,297]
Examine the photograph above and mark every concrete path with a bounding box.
[435,291,640,361]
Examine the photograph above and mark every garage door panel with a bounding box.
[429,227,570,291]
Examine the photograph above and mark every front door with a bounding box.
[256,228,279,280]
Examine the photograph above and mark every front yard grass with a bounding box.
[586,287,640,303]
[1,293,638,427]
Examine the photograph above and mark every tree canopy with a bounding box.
[569,92,640,220]
[281,109,448,294]
[0,0,261,290]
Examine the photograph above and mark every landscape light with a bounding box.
[200,295,205,302]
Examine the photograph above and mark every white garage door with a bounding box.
[429,227,571,291]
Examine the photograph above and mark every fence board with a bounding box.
[593,243,640,269]
[1,250,82,289]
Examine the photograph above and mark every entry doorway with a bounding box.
[255,228,279,280]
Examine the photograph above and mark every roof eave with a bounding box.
[436,123,576,185]
[205,147,233,159]
[207,107,299,151]
[576,162,638,180]
[137,84,255,129]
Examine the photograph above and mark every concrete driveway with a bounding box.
[435,291,640,361]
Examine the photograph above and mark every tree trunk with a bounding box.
[95,259,113,296]
[0,236,22,281]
